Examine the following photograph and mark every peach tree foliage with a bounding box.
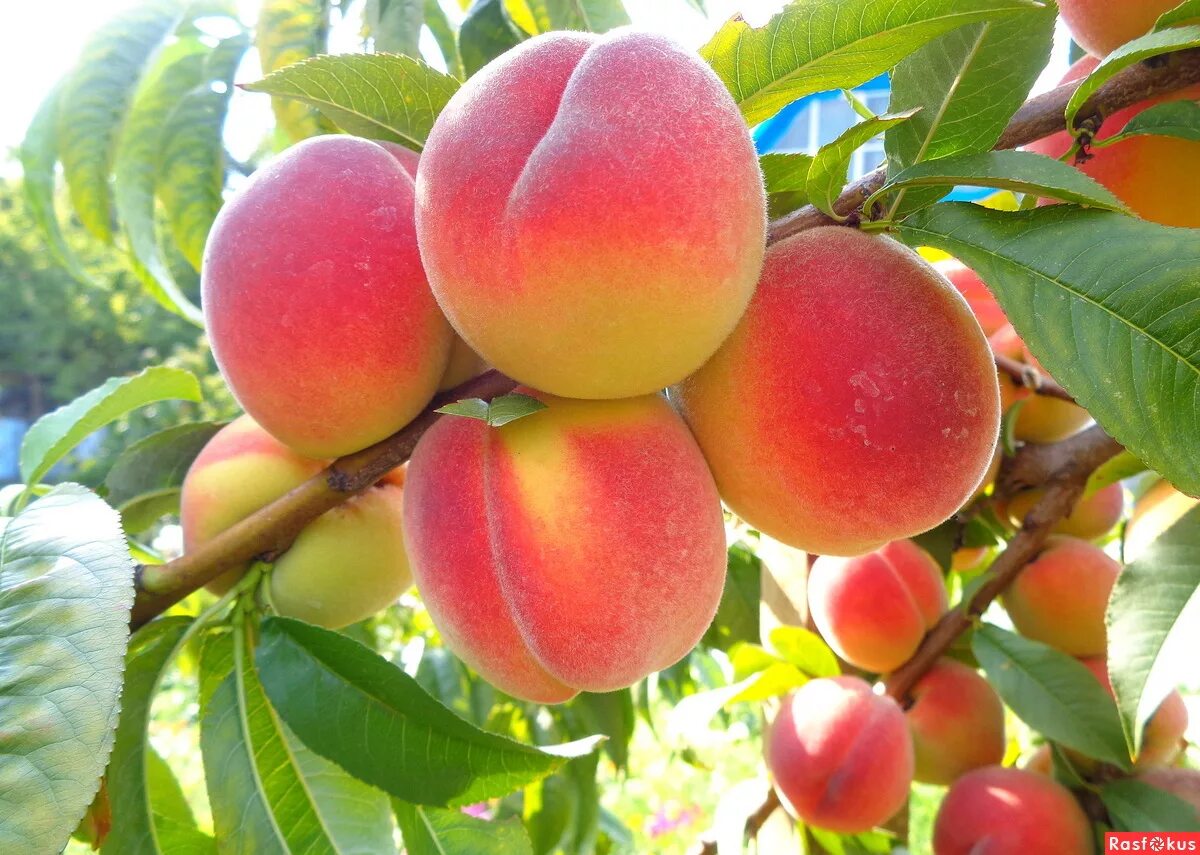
[5,0,1200,853]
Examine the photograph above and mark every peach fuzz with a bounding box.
[1005,482,1125,541]
[415,30,766,399]
[1027,57,1200,228]
[933,766,1092,854]
[808,541,947,674]
[1127,479,1199,561]
[180,416,413,628]
[935,259,1008,336]
[1079,657,1188,768]
[1001,536,1120,656]
[766,676,913,834]
[401,390,727,704]
[202,135,453,458]
[906,659,1006,785]
[674,227,1000,556]
[1058,0,1187,57]
[989,323,1091,443]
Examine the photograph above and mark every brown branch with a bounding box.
[994,353,1074,402]
[693,790,781,855]
[768,47,1200,244]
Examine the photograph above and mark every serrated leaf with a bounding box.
[806,110,916,219]
[972,624,1131,769]
[20,367,202,487]
[105,421,224,522]
[103,617,214,855]
[1159,0,1200,29]
[1101,779,1200,832]
[113,36,209,324]
[1107,505,1200,758]
[699,0,1040,126]
[1084,450,1146,498]
[759,152,813,218]
[160,32,251,271]
[437,393,547,427]
[57,0,187,242]
[19,83,92,284]
[702,543,760,651]
[507,0,630,34]
[244,52,460,150]
[870,151,1127,213]
[898,203,1200,497]
[0,486,134,855]
[255,618,602,807]
[256,0,333,142]
[460,0,526,77]
[365,0,423,57]
[1066,26,1200,133]
[1100,100,1200,146]
[768,626,840,678]
[436,398,491,421]
[394,801,534,855]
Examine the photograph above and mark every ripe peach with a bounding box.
[416,30,766,399]
[935,259,1008,336]
[1002,536,1120,656]
[1027,57,1200,228]
[990,323,1091,443]
[202,136,453,457]
[401,390,727,704]
[180,416,413,628]
[1058,0,1185,57]
[933,767,1092,854]
[1127,479,1199,561]
[1006,482,1124,540]
[906,659,1006,785]
[1080,657,1188,768]
[808,541,947,673]
[1139,768,1200,815]
[766,677,913,834]
[674,227,1000,556]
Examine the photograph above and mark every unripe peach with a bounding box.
[1027,58,1200,228]
[416,30,766,399]
[674,227,1000,556]
[766,677,913,834]
[935,259,1008,336]
[951,546,990,572]
[906,659,1006,785]
[402,390,727,704]
[1139,768,1200,816]
[1006,482,1124,541]
[1080,657,1188,768]
[1001,536,1120,656]
[202,136,453,457]
[990,323,1091,443]
[1127,479,1199,561]
[808,541,947,673]
[180,416,413,628]
[1058,0,1186,57]
[933,767,1092,854]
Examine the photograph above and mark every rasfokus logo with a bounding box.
[1107,833,1200,851]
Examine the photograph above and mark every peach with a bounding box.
[415,30,766,399]
[1080,657,1188,768]
[906,659,1006,785]
[1006,482,1124,540]
[1127,479,1199,561]
[180,416,413,628]
[952,546,990,572]
[1002,536,1121,656]
[808,541,947,673]
[673,227,1000,556]
[202,135,453,458]
[935,259,1008,336]
[990,323,1091,443]
[1058,0,1185,57]
[401,390,727,704]
[933,767,1092,854]
[1139,768,1200,816]
[1027,57,1200,228]
[766,677,913,834]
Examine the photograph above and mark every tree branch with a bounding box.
[693,790,781,855]
[994,353,1074,402]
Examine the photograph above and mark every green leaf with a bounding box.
[159,32,251,271]
[425,0,465,79]
[1066,26,1200,133]
[702,543,761,651]
[256,0,334,142]
[20,366,202,487]
[806,111,917,219]
[105,421,224,522]
[394,801,534,855]
[0,486,134,854]
[365,0,423,56]
[898,203,1200,497]
[507,0,630,34]
[1098,100,1200,147]
[103,617,215,855]
[1158,0,1200,29]
[460,0,526,77]
[199,624,394,854]
[869,150,1127,213]
[1107,505,1200,758]
[699,0,1040,126]
[768,626,841,678]
[574,690,635,772]
[113,36,209,325]
[1084,450,1146,499]
[972,624,1131,769]
[255,618,602,806]
[144,748,213,854]
[243,52,460,150]
[57,0,187,242]
[437,393,547,427]
[19,82,92,283]
[759,152,813,218]
[1101,779,1200,832]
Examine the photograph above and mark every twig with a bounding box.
[994,353,1074,402]
[693,790,782,855]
